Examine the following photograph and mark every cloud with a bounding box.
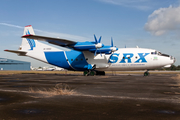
[0,23,24,29]
[98,0,151,10]
[144,5,180,36]
[0,23,90,41]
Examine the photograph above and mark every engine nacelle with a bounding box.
[89,46,118,54]
[73,42,104,51]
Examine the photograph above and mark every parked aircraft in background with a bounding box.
[5,25,176,76]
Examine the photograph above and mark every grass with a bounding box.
[29,83,75,96]
[0,70,83,75]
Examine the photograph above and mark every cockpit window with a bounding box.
[151,51,162,55]
[161,54,170,57]
[151,51,157,55]
[155,51,158,55]
[151,52,155,54]
[151,51,170,57]
[158,52,162,55]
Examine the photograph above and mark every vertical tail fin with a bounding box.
[20,25,37,51]
[23,25,35,35]
[19,25,62,52]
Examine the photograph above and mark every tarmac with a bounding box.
[0,73,180,120]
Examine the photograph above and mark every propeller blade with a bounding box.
[111,37,113,47]
[99,49,102,57]
[94,49,97,57]
[98,36,102,43]
[94,34,98,43]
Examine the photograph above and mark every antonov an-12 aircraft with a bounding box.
[5,25,175,76]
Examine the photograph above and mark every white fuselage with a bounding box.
[23,46,175,71]
[83,48,175,71]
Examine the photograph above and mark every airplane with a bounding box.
[4,25,176,76]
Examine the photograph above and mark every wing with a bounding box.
[22,34,77,48]
[22,34,118,56]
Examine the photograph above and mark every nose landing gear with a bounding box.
[144,70,150,76]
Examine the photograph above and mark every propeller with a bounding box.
[94,34,101,43]
[110,37,118,53]
[94,35,103,57]
[94,34,103,48]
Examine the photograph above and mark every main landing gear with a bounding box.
[83,70,105,76]
[83,64,105,76]
[144,70,150,76]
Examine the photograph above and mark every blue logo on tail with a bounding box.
[26,30,36,50]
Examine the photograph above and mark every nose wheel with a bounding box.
[144,70,150,76]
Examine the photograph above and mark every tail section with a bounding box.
[5,25,63,64]
[20,25,37,51]
[20,25,60,51]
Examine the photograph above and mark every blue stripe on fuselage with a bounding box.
[44,50,89,71]
[65,50,89,71]
[44,51,72,70]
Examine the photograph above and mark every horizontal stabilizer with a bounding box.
[22,34,76,47]
[4,49,27,56]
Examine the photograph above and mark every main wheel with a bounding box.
[83,70,88,76]
[90,71,96,76]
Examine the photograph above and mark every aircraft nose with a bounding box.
[173,57,176,63]
[170,56,176,63]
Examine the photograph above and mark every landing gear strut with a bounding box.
[144,70,150,76]
[83,64,105,76]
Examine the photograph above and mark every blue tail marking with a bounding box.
[26,30,36,50]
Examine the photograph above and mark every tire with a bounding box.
[144,72,149,76]
[90,71,96,76]
[83,70,88,76]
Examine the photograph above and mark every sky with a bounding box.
[1,0,180,67]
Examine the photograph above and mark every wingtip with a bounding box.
[4,49,9,51]
[21,34,32,38]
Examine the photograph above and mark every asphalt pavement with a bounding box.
[0,73,180,120]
